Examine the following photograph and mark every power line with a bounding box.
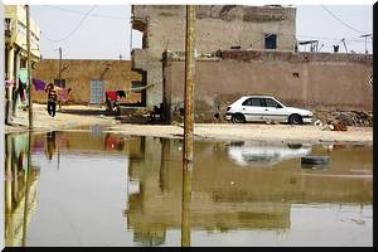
[321,6,368,35]
[42,5,97,43]
[42,5,129,20]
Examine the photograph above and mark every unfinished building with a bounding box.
[131,5,297,109]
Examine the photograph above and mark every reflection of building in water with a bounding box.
[5,134,40,247]
[133,229,166,246]
[124,138,372,244]
[31,131,144,158]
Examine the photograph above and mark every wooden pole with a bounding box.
[58,47,62,83]
[22,132,32,246]
[181,5,196,247]
[183,6,195,163]
[25,5,33,129]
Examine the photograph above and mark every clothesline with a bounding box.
[125,83,155,92]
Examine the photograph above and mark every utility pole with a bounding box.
[26,5,33,129]
[360,34,371,54]
[58,47,62,85]
[341,38,348,54]
[181,5,196,248]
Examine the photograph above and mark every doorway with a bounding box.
[90,80,104,104]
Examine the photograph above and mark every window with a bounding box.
[54,79,66,88]
[265,98,281,108]
[265,34,277,50]
[242,98,264,107]
[4,18,11,36]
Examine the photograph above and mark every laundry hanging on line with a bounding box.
[58,88,71,102]
[19,68,28,84]
[106,84,155,101]
[5,79,15,88]
[117,90,126,98]
[19,82,26,102]
[32,78,46,91]
[105,91,118,101]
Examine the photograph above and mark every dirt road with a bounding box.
[5,104,372,144]
[5,103,114,133]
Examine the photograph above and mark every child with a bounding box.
[45,83,58,117]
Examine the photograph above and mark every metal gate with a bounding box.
[90,80,104,104]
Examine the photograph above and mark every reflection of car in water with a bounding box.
[227,141,312,167]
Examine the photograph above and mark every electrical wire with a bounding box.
[42,5,97,43]
[42,5,129,20]
[321,6,368,35]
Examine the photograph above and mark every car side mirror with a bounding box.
[276,104,282,109]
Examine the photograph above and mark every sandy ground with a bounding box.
[5,103,373,144]
[5,103,114,134]
[107,123,372,144]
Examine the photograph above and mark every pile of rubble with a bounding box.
[314,111,373,127]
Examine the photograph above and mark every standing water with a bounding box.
[4,130,372,246]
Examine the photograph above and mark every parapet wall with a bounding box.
[163,50,373,123]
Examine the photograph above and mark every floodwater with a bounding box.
[4,128,373,247]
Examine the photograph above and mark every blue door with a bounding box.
[90,80,104,104]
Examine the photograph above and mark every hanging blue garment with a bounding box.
[19,68,28,84]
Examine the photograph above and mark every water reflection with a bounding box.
[126,138,372,246]
[4,132,372,246]
[5,133,39,247]
[227,142,312,167]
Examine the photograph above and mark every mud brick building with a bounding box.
[131,5,372,123]
[32,59,141,105]
[131,5,297,108]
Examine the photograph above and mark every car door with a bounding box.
[263,97,288,122]
[241,97,266,122]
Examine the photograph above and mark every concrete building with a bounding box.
[163,50,373,122]
[32,59,142,105]
[131,5,297,108]
[4,5,41,120]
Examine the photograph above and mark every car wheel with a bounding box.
[289,114,303,125]
[232,113,246,123]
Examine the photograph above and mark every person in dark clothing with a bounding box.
[45,83,58,117]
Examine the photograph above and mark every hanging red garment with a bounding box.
[19,82,26,101]
[106,91,118,101]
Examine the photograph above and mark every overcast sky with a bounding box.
[29,5,373,60]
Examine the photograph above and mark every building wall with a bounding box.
[0,2,4,248]
[31,59,141,104]
[5,5,40,59]
[131,5,296,108]
[163,50,373,122]
[5,5,41,117]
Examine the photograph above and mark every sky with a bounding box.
[29,5,373,60]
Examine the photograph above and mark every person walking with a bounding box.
[45,83,58,117]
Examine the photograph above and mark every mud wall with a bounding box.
[32,59,141,104]
[163,51,373,123]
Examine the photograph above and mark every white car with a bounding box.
[225,96,313,124]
